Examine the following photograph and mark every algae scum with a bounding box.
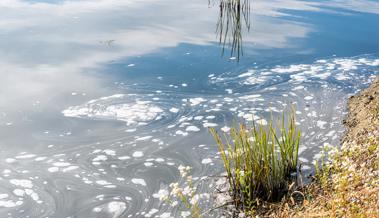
[0,0,379,217]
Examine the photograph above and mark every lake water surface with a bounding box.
[0,0,378,217]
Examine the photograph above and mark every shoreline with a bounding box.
[286,76,379,217]
[232,76,379,217]
[162,76,379,217]
[343,76,379,144]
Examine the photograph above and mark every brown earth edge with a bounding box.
[214,77,379,217]
[283,75,379,217]
[251,76,379,217]
[343,76,379,144]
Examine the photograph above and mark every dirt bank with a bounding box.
[214,77,379,217]
[288,76,379,217]
[343,76,379,143]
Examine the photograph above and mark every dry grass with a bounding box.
[257,130,379,218]
[292,134,379,217]
[264,77,379,218]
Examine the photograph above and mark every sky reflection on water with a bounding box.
[0,0,378,217]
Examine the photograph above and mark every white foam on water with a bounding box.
[13,189,25,197]
[53,162,71,167]
[131,178,147,186]
[224,97,233,102]
[63,96,164,125]
[2,169,11,176]
[125,128,137,132]
[118,156,131,160]
[34,157,47,161]
[194,116,203,120]
[244,76,268,85]
[93,149,101,154]
[189,98,206,106]
[135,136,153,141]
[152,189,169,199]
[335,73,349,80]
[144,162,153,167]
[62,166,79,172]
[132,151,144,158]
[201,158,212,165]
[108,201,127,216]
[96,180,111,186]
[290,74,307,82]
[221,126,231,132]
[316,120,328,129]
[271,64,308,73]
[93,155,107,162]
[313,72,331,79]
[25,189,40,202]
[155,158,164,162]
[9,179,33,188]
[98,94,125,100]
[15,154,36,159]
[239,94,264,102]
[103,149,116,156]
[203,123,217,128]
[185,126,200,132]
[160,212,172,218]
[210,56,378,91]
[93,207,102,213]
[238,71,254,77]
[145,208,159,217]
[0,200,23,208]
[292,85,305,90]
[169,107,179,113]
[302,165,311,170]
[175,130,188,136]
[242,114,260,121]
[325,130,336,137]
[256,119,268,125]
[298,157,309,163]
[5,158,16,163]
[48,167,59,173]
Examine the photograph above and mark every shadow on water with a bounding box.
[211,0,251,61]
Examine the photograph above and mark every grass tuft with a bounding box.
[210,112,300,212]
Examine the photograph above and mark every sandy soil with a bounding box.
[343,76,379,143]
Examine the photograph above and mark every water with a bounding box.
[0,0,378,217]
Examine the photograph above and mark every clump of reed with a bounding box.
[210,113,300,212]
